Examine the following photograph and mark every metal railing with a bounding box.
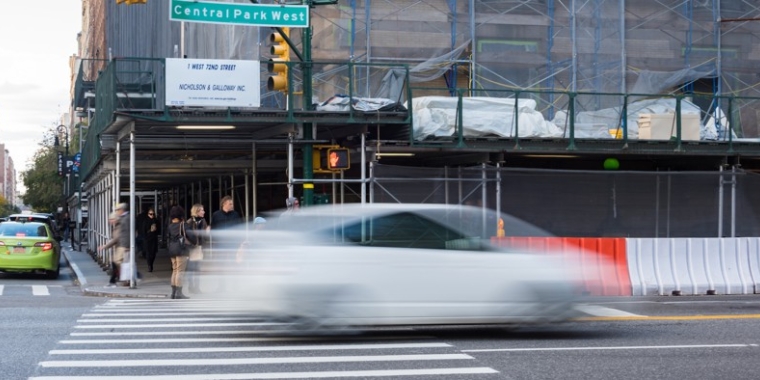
[76,57,760,180]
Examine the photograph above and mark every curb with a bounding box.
[62,248,170,299]
[61,248,88,291]
[82,288,168,298]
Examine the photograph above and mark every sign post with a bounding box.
[169,0,338,207]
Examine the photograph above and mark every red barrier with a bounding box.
[490,237,632,296]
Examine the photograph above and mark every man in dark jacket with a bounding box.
[210,195,241,259]
[210,195,241,230]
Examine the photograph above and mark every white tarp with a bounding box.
[412,96,563,140]
[553,98,719,140]
[316,95,401,112]
[317,95,725,141]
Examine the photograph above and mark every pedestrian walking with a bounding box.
[235,216,266,263]
[277,197,300,227]
[185,203,209,293]
[97,203,129,287]
[253,216,267,229]
[167,205,190,299]
[135,208,150,258]
[141,207,159,272]
[283,197,300,215]
[61,212,71,242]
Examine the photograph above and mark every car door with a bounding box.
[340,211,514,322]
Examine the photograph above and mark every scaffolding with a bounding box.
[89,1,760,136]
[292,0,760,136]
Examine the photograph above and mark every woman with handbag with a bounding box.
[167,205,190,299]
[185,203,209,293]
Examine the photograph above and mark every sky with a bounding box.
[0,2,81,192]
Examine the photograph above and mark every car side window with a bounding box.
[342,212,474,250]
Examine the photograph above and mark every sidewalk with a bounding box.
[62,242,174,298]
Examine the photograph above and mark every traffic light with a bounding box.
[267,28,290,93]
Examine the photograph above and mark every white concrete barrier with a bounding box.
[627,238,760,296]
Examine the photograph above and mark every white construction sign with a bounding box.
[165,58,260,107]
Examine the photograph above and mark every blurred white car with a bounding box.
[201,203,585,329]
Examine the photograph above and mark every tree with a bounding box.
[0,194,20,217]
[20,128,64,213]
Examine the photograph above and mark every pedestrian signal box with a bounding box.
[313,145,350,173]
[327,148,350,170]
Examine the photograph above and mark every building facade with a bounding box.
[67,0,760,256]
[0,144,17,209]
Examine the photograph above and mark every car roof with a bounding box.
[9,214,50,219]
[259,203,551,237]
[1,220,47,226]
[267,203,479,217]
[8,214,55,223]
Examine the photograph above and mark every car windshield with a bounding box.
[0,223,49,237]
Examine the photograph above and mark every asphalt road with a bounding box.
[4,260,760,379]
[0,258,102,380]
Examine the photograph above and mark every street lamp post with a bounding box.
[76,120,89,252]
[55,124,70,218]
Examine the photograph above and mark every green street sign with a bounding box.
[170,0,309,28]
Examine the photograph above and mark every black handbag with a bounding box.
[168,222,189,256]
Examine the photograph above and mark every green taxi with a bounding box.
[0,221,61,279]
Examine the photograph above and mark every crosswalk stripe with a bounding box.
[60,337,368,344]
[40,353,474,368]
[29,367,500,379]
[82,312,256,316]
[77,317,269,323]
[74,322,284,329]
[69,329,422,336]
[34,299,501,380]
[97,300,242,307]
[32,285,51,296]
[575,304,644,317]
[0,285,62,296]
[69,330,336,337]
[89,308,262,312]
[50,342,452,355]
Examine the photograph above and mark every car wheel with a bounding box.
[46,265,60,280]
[286,287,363,334]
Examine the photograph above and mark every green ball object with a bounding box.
[603,158,620,170]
